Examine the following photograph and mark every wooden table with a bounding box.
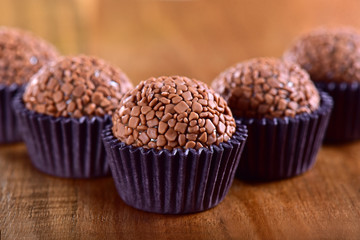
[1,0,360,239]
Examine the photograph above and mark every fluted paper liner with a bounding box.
[236,91,333,181]
[12,94,111,178]
[102,122,247,214]
[0,84,24,143]
[316,82,360,143]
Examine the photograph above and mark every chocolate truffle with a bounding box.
[103,76,248,214]
[0,27,58,144]
[212,57,333,181]
[211,58,320,119]
[23,55,133,118]
[283,27,360,83]
[284,27,360,142]
[0,27,58,85]
[13,56,133,178]
[112,76,236,150]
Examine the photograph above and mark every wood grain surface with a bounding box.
[1,0,360,239]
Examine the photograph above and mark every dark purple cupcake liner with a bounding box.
[235,91,333,181]
[0,84,24,143]
[316,82,360,143]
[12,94,111,178]
[102,122,247,214]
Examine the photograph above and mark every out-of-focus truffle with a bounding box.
[112,76,236,150]
[211,58,320,118]
[283,27,360,83]
[23,55,133,118]
[0,27,59,85]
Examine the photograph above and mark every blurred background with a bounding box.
[1,0,360,85]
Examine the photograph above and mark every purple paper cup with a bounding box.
[12,94,111,178]
[235,91,333,181]
[316,82,360,143]
[102,122,247,214]
[0,84,24,143]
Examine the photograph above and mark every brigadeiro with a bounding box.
[212,58,333,181]
[102,76,248,214]
[0,27,58,143]
[284,27,360,142]
[13,55,133,178]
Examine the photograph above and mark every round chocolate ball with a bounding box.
[112,76,237,150]
[211,58,320,119]
[283,27,360,83]
[0,27,59,85]
[23,55,133,118]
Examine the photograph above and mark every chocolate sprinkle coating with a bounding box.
[284,27,360,83]
[0,27,59,85]
[212,58,320,119]
[23,55,133,118]
[112,76,236,150]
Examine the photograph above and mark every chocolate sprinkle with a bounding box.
[23,55,133,118]
[0,27,58,85]
[284,27,360,83]
[212,58,320,119]
[112,76,236,150]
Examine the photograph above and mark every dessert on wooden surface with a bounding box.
[0,27,58,143]
[103,75,248,214]
[212,57,333,181]
[13,55,133,178]
[284,27,360,142]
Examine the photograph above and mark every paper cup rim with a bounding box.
[12,93,112,124]
[234,91,333,125]
[102,121,248,157]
